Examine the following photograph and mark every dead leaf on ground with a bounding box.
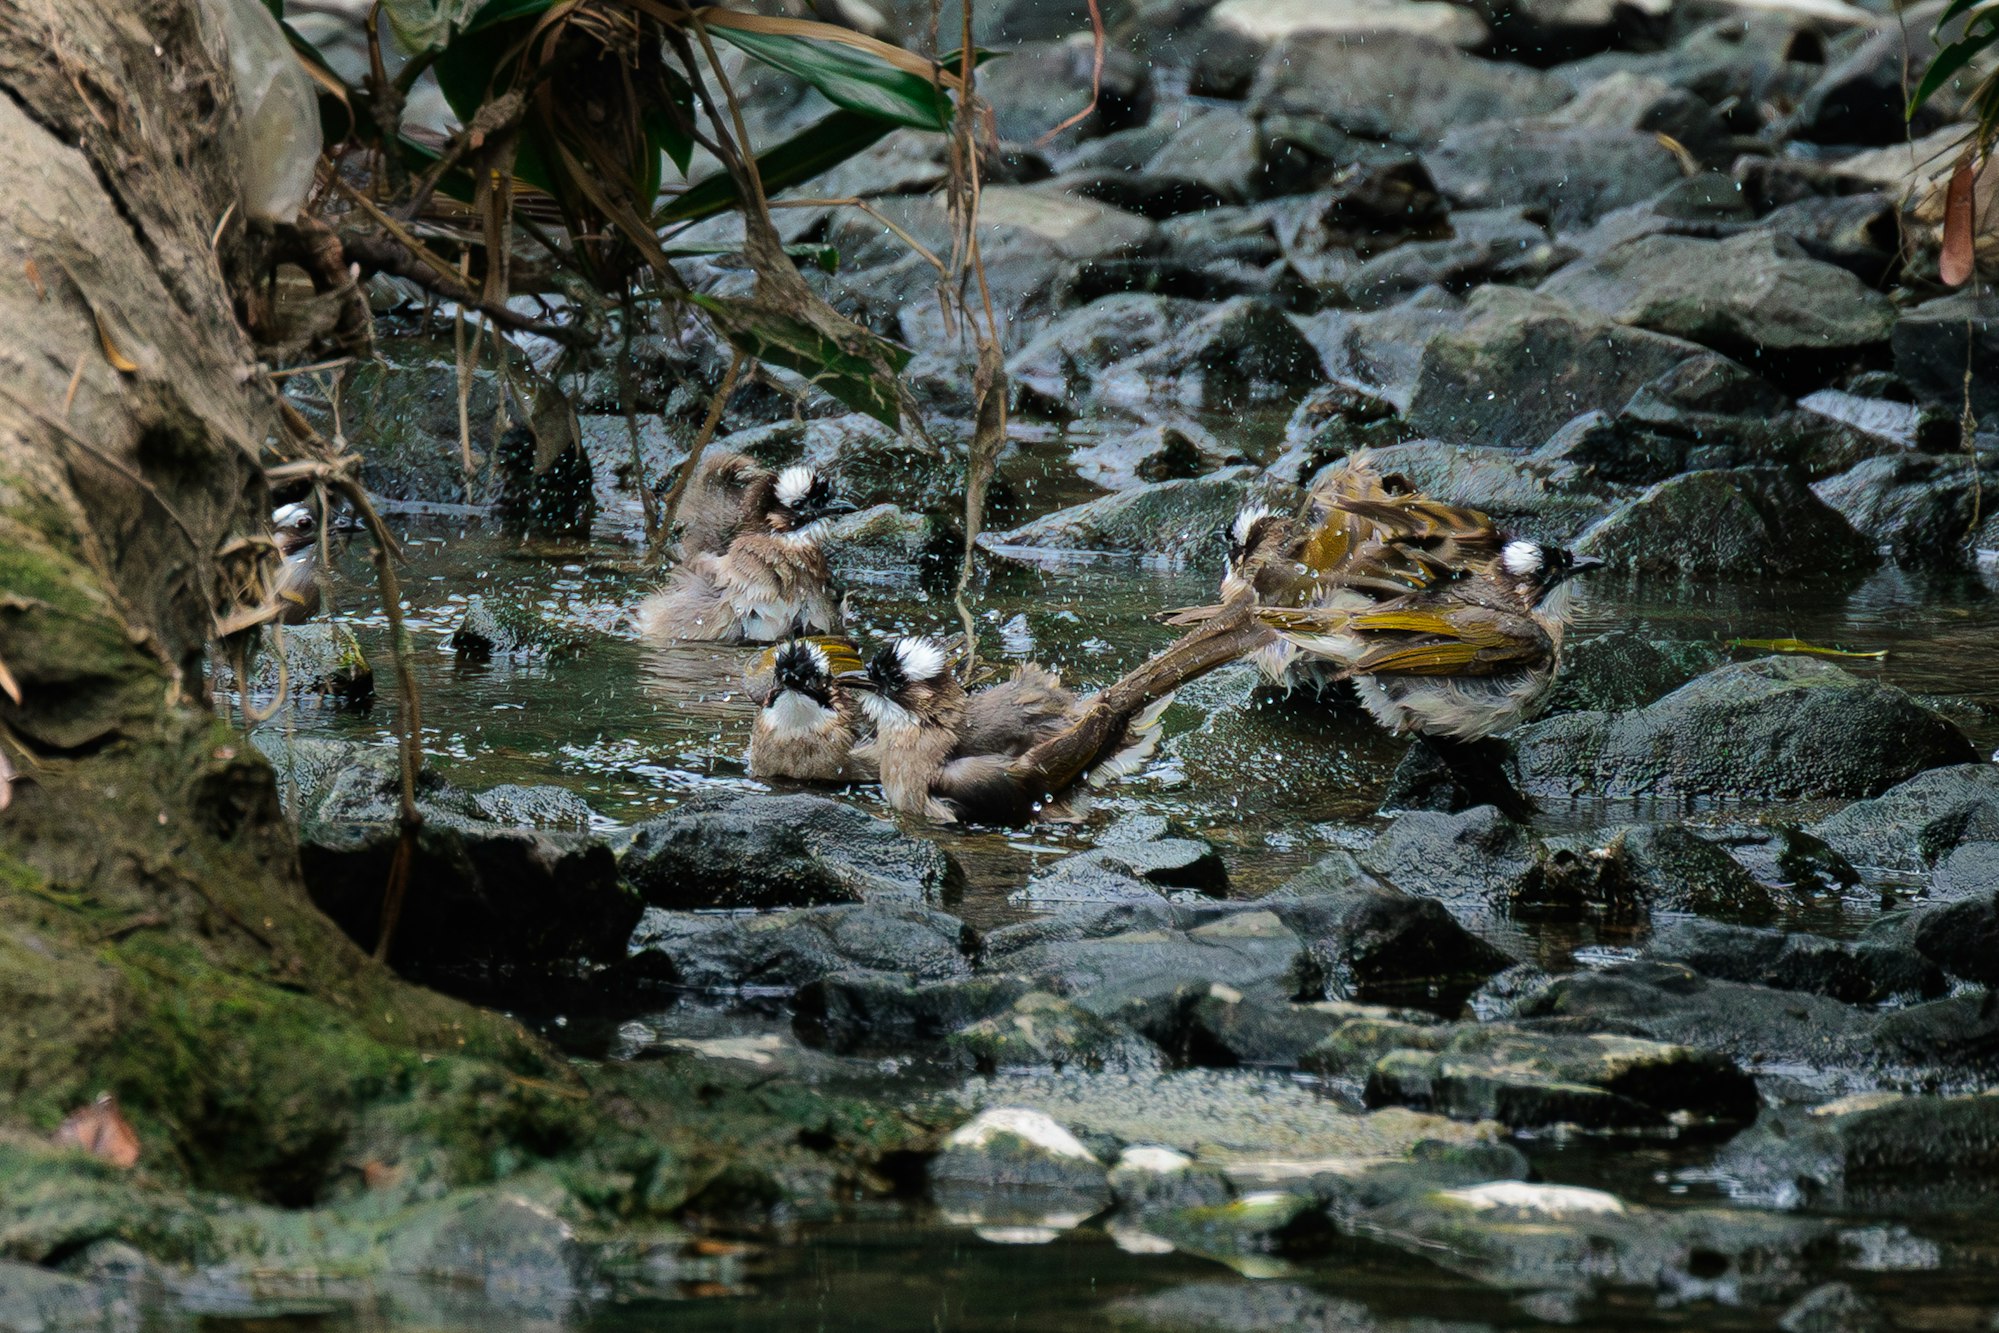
[1942,152,1977,288]
[54,1094,140,1168]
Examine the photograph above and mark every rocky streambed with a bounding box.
[15,0,1999,1327]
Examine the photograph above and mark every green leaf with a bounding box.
[708,26,952,131]
[262,0,284,18]
[1938,0,1997,27]
[656,109,893,224]
[463,0,556,33]
[1910,29,1999,114]
[1729,638,1888,660]
[688,292,909,427]
[652,66,694,178]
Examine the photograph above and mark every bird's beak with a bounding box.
[810,499,860,524]
[834,669,878,692]
[1568,555,1605,578]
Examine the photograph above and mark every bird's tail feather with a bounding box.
[1086,692,1175,789]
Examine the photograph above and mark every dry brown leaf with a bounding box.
[23,259,44,300]
[54,1094,141,1168]
[0,650,19,705]
[94,312,138,373]
[361,1159,402,1190]
[1942,152,1977,288]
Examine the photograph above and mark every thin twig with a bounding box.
[655,348,744,554]
[619,291,663,546]
[1034,0,1104,145]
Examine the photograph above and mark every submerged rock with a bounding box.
[624,903,974,992]
[621,790,961,910]
[1648,918,1947,1005]
[793,972,1029,1054]
[1512,657,1976,802]
[1719,1093,1999,1215]
[1805,764,1999,873]
[1812,454,1999,566]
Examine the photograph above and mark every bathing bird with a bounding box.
[744,637,876,784]
[637,462,855,644]
[836,636,1174,825]
[270,500,353,624]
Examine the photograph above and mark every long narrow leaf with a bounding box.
[463,0,558,32]
[1909,31,1998,114]
[1942,153,1978,286]
[688,292,909,426]
[707,25,952,131]
[656,109,893,224]
[1938,0,1994,25]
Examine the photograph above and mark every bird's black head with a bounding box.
[1223,504,1291,574]
[1499,540,1602,605]
[768,639,833,707]
[838,637,954,724]
[768,464,857,532]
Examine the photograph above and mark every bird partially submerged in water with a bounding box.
[837,636,1172,825]
[637,459,854,644]
[744,637,875,784]
[269,500,358,624]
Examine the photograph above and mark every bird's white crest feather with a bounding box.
[802,640,830,675]
[775,464,816,508]
[272,502,313,530]
[893,636,947,682]
[1501,540,1543,576]
[1229,504,1273,550]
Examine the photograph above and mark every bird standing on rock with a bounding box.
[637,460,854,644]
[836,637,1173,825]
[745,637,876,784]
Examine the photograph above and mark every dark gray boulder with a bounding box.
[1095,297,1326,412]
[1540,630,1727,716]
[950,991,1166,1073]
[1805,765,1999,873]
[1363,1023,1760,1131]
[1006,293,1196,414]
[1719,1093,1999,1216]
[1812,454,1999,566]
[624,903,974,992]
[1561,823,1782,923]
[1406,287,1706,447]
[988,467,1294,562]
[1512,657,1976,802]
[1427,123,1685,231]
[1357,806,1559,912]
[1248,31,1569,145]
[1647,918,1947,1005]
[621,790,961,910]
[792,972,1030,1054]
[1892,292,1999,422]
[1574,468,1876,579]
[1011,830,1228,908]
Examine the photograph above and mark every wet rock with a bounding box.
[1541,630,1726,715]
[1337,208,1565,310]
[1358,1180,1834,1301]
[1107,1280,1448,1332]
[1184,988,1441,1068]
[1551,68,1728,158]
[624,902,973,992]
[1554,14,1824,125]
[1867,889,1999,989]
[1068,418,1242,491]
[988,467,1294,563]
[929,1107,1112,1211]
[1779,1282,1890,1333]
[1428,123,1684,231]
[1648,918,1947,1005]
[979,898,1186,962]
[1576,468,1876,579]
[1268,161,1454,292]
[992,911,1316,1041]
[1011,833,1228,908]
[1096,297,1326,412]
[473,783,597,830]
[1786,20,1946,147]
[1761,192,1903,285]
[1931,841,1999,902]
[1805,764,1999,873]
[1209,0,1490,51]
[1358,807,1558,912]
[1539,232,1897,372]
[793,972,1029,1053]
[724,413,959,514]
[1146,1190,1338,1267]
[220,622,374,708]
[1719,1092,1999,1215]
[1248,32,1570,146]
[1892,292,1999,422]
[980,39,1151,145]
[621,790,961,909]
[950,991,1166,1073]
[1106,1146,1234,1214]
[950,1068,1500,1180]
[1406,287,1706,447]
[1007,293,1197,414]
[290,748,633,981]
[384,1188,595,1315]
[493,423,596,538]
[1265,380,1407,485]
[0,1263,111,1332]
[1516,961,1999,1093]
[1299,1016,1451,1083]
[1812,454,1999,566]
[833,184,1155,348]
[448,594,587,662]
[1297,290,1467,409]
[291,338,499,503]
[1364,1024,1759,1131]
[1264,853,1516,1002]
[1511,657,1977,802]
[1560,823,1782,923]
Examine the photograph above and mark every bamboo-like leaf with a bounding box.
[657,109,893,224]
[705,24,952,131]
[1943,152,1978,286]
[1908,27,1998,114]
[1938,0,1993,24]
[687,292,909,427]
[654,241,840,273]
[463,0,556,32]
[1729,637,1888,660]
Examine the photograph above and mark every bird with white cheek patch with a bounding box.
[637,462,856,644]
[744,637,875,784]
[836,637,1173,825]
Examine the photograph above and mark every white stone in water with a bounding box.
[1115,1146,1194,1175]
[196,0,322,223]
[1442,1181,1628,1217]
[1108,1224,1176,1255]
[945,1108,1099,1164]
